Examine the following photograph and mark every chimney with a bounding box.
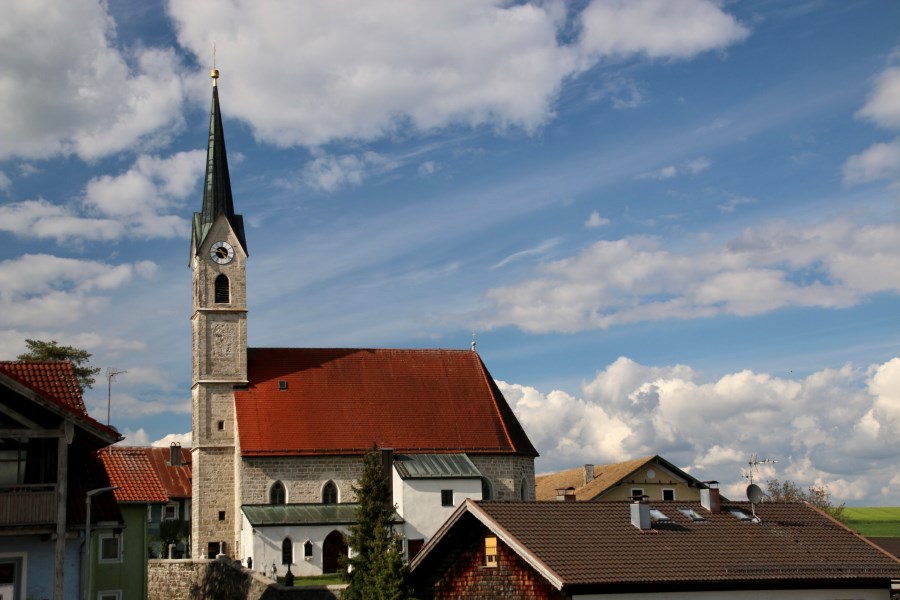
[170,442,181,467]
[583,464,594,485]
[630,495,651,530]
[555,487,576,502]
[700,481,720,513]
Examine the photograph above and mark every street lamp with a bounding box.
[83,486,119,600]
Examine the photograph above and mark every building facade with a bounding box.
[190,71,538,577]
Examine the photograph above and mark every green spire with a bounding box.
[192,71,247,256]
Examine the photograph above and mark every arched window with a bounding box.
[270,481,286,505]
[481,477,492,501]
[282,537,293,565]
[519,477,528,500]
[322,481,338,504]
[303,540,313,559]
[214,274,230,304]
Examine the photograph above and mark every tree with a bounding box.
[766,478,845,521]
[343,446,416,600]
[17,339,101,391]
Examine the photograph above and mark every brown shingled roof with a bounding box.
[234,348,537,457]
[100,446,192,503]
[413,500,900,590]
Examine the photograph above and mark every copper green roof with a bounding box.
[192,82,247,256]
[393,454,482,479]
[242,503,403,527]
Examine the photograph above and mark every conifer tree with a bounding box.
[344,446,416,600]
[17,338,101,391]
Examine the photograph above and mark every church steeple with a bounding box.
[192,69,247,257]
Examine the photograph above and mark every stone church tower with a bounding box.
[189,69,248,558]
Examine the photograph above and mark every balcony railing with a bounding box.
[0,484,57,526]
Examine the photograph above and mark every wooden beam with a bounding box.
[0,429,65,439]
[0,402,41,429]
[54,421,72,600]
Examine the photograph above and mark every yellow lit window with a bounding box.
[484,536,497,567]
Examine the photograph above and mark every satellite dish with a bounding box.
[746,483,764,504]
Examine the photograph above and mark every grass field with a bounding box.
[842,507,900,537]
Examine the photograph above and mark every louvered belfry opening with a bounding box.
[214,274,230,303]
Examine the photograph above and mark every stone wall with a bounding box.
[148,558,343,600]
[469,455,536,501]
[241,455,364,504]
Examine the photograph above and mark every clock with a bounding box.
[210,241,235,264]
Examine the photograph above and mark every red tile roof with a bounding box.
[0,361,119,439]
[235,348,537,457]
[100,446,192,503]
[413,500,900,590]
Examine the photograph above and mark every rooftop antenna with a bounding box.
[744,453,775,522]
[106,368,126,426]
[471,331,477,351]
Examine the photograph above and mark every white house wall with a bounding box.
[396,476,482,541]
[242,518,350,578]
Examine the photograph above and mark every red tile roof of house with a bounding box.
[234,348,537,457]
[0,361,119,439]
[412,500,900,590]
[100,446,192,503]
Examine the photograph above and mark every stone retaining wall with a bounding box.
[148,558,344,600]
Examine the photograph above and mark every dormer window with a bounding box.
[214,274,230,304]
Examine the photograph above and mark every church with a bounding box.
[189,70,538,577]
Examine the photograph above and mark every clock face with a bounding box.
[210,241,235,265]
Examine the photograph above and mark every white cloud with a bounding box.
[0,171,11,194]
[579,0,749,59]
[857,67,900,129]
[481,217,900,333]
[0,150,203,242]
[685,157,711,174]
[638,165,677,180]
[117,428,150,447]
[301,151,401,192]
[0,254,153,327]
[168,0,747,147]
[491,238,562,270]
[585,211,610,228]
[0,0,187,160]
[516,356,900,504]
[717,194,755,214]
[843,138,900,184]
[638,157,711,180]
[152,432,192,448]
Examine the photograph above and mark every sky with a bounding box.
[1,0,899,505]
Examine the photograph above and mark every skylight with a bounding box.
[729,508,753,522]
[649,508,671,522]
[678,507,706,522]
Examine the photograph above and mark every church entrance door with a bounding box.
[322,530,347,574]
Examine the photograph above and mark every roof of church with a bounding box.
[242,503,402,527]
[234,348,538,457]
[192,74,246,256]
[100,446,192,503]
[394,453,482,479]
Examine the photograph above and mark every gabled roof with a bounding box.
[535,455,706,501]
[234,348,538,457]
[411,500,900,591]
[0,361,120,443]
[100,446,192,503]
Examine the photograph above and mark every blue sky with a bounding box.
[2,0,899,504]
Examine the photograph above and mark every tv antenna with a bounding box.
[743,453,777,486]
[106,368,127,426]
[743,453,775,522]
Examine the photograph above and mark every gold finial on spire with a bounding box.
[211,43,219,86]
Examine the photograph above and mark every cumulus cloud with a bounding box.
[585,211,610,228]
[0,254,155,327]
[0,151,202,241]
[301,151,401,192]
[843,139,900,184]
[152,432,192,448]
[0,0,187,160]
[481,217,900,333]
[510,356,900,504]
[168,0,747,147]
[638,157,711,180]
[579,0,749,59]
[857,67,900,129]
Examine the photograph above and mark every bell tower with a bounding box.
[190,68,248,559]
